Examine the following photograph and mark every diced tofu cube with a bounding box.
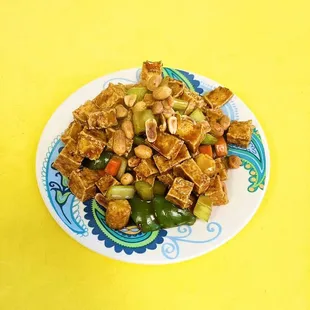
[106,200,131,230]
[93,83,126,109]
[176,119,206,153]
[166,177,194,209]
[215,158,228,181]
[174,159,210,194]
[52,139,83,177]
[73,100,98,124]
[153,144,191,174]
[204,108,224,121]
[68,168,101,202]
[136,173,156,186]
[77,128,106,160]
[88,109,118,129]
[96,172,120,194]
[134,158,158,178]
[61,121,83,144]
[157,171,174,187]
[203,86,233,108]
[227,120,253,148]
[205,175,228,206]
[149,132,184,160]
[140,61,163,83]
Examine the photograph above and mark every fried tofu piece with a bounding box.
[157,171,174,187]
[61,121,83,144]
[227,120,253,148]
[134,158,158,178]
[52,139,83,177]
[136,173,156,186]
[96,172,120,194]
[73,100,99,124]
[176,119,206,153]
[215,158,228,181]
[106,200,131,230]
[181,88,204,112]
[140,61,163,84]
[149,132,184,160]
[88,109,118,129]
[77,128,106,160]
[68,168,101,202]
[205,175,228,206]
[93,83,126,109]
[205,108,224,121]
[203,86,233,108]
[166,177,194,209]
[174,159,210,194]
[153,144,191,174]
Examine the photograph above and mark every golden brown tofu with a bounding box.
[140,61,163,83]
[157,171,174,187]
[52,139,83,177]
[77,128,106,160]
[181,88,204,111]
[61,121,83,144]
[176,119,206,153]
[227,120,253,148]
[153,144,191,174]
[166,177,194,209]
[205,108,224,121]
[215,158,228,181]
[93,83,126,109]
[88,109,118,129]
[203,86,233,108]
[149,132,184,160]
[96,172,120,194]
[205,175,228,206]
[68,168,101,202]
[73,100,98,124]
[174,159,210,194]
[106,200,131,230]
[136,174,156,186]
[134,158,158,178]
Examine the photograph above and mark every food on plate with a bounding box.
[53,60,253,232]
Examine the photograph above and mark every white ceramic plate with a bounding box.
[36,67,270,264]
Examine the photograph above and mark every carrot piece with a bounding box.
[199,145,213,157]
[214,136,228,157]
[104,157,122,176]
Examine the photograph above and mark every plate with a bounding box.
[36,67,270,264]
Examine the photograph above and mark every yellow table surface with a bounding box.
[1,0,310,309]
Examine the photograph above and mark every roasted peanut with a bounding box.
[120,173,134,185]
[145,118,158,142]
[153,86,172,100]
[95,193,108,208]
[133,101,146,112]
[128,156,141,168]
[124,94,137,107]
[121,120,134,139]
[115,104,128,118]
[167,116,177,134]
[159,113,167,132]
[219,115,231,130]
[146,74,163,91]
[112,129,126,156]
[228,155,242,169]
[134,145,153,159]
[200,120,211,132]
[210,121,224,137]
[163,108,175,119]
[151,101,164,114]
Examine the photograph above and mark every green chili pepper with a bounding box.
[129,195,160,232]
[82,151,113,170]
[201,134,218,145]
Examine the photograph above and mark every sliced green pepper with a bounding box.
[82,151,113,170]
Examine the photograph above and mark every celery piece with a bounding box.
[127,87,147,102]
[172,98,188,111]
[201,134,218,145]
[193,196,213,221]
[133,109,155,135]
[190,108,205,122]
[106,185,135,200]
[116,157,127,181]
[135,181,154,201]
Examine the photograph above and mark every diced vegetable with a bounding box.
[127,87,148,102]
[104,156,122,176]
[153,196,196,228]
[214,136,228,157]
[82,151,113,170]
[116,157,127,180]
[134,181,154,201]
[201,134,218,145]
[106,185,135,200]
[195,153,216,176]
[193,196,213,221]
[133,109,155,135]
[133,135,145,146]
[190,108,205,122]
[153,181,167,196]
[199,145,213,157]
[130,195,160,232]
[172,98,188,112]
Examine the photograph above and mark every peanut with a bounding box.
[134,145,153,159]
[219,115,231,130]
[115,104,128,118]
[210,121,224,137]
[167,116,178,134]
[128,156,141,168]
[228,155,242,169]
[159,113,167,132]
[121,120,134,139]
[153,86,172,100]
[133,101,146,112]
[124,94,137,107]
[112,130,126,156]
[145,119,158,143]
[151,101,164,114]
[146,74,163,91]
[120,173,134,185]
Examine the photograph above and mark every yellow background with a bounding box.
[1,0,309,309]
